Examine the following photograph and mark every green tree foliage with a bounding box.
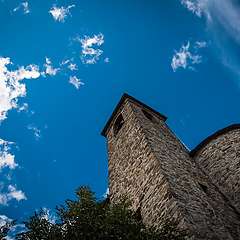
[16,186,188,240]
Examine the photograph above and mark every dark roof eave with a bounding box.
[101,93,167,137]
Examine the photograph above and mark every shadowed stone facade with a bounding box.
[101,94,240,240]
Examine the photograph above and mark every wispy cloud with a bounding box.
[42,58,59,76]
[27,125,41,140]
[0,185,26,205]
[104,57,110,63]
[68,63,78,71]
[180,0,240,40]
[195,41,207,49]
[171,41,206,72]
[76,33,104,64]
[17,103,29,112]
[7,185,26,201]
[180,0,203,17]
[13,1,30,15]
[60,59,78,71]
[0,215,12,227]
[49,5,75,22]
[61,59,71,66]
[6,223,26,240]
[180,0,240,79]
[69,76,84,89]
[0,219,24,240]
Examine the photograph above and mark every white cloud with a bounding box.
[68,63,78,71]
[69,76,84,89]
[27,125,41,140]
[195,41,207,49]
[13,65,40,80]
[81,34,104,49]
[0,185,26,205]
[7,185,26,201]
[171,41,206,72]
[17,103,28,112]
[0,57,41,122]
[0,139,17,171]
[180,0,203,17]
[22,2,30,14]
[43,58,59,76]
[60,59,78,71]
[41,208,57,224]
[0,153,16,170]
[0,194,8,205]
[78,33,104,64]
[0,140,24,208]
[104,57,110,63]
[61,59,71,66]
[0,215,12,227]
[13,1,30,14]
[0,215,16,240]
[49,5,75,22]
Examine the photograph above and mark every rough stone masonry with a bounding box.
[101,93,240,240]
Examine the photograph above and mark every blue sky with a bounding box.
[1,0,240,235]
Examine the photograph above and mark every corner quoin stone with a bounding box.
[101,93,240,240]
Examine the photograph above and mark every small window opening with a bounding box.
[134,206,142,222]
[113,114,124,136]
[142,109,154,122]
[199,183,208,193]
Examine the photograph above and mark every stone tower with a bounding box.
[101,94,240,240]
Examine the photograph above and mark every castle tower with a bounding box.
[101,94,240,240]
[190,125,240,211]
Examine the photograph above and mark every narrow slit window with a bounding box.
[142,109,154,122]
[199,183,208,193]
[113,114,124,136]
[135,206,142,221]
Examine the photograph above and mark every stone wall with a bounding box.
[130,100,240,239]
[193,128,240,211]
[106,100,184,227]
[103,96,240,240]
